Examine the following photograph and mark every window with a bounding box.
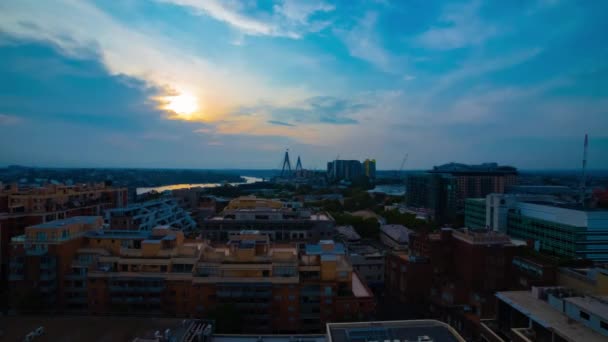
[325,286,332,296]
[580,311,590,320]
[288,295,295,301]
[601,321,608,331]
[288,306,295,312]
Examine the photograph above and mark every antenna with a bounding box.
[580,134,588,206]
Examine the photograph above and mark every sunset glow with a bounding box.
[162,93,199,119]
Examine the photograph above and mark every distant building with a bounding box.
[201,196,335,241]
[327,160,363,181]
[406,173,457,224]
[379,224,413,250]
[427,162,518,209]
[105,198,196,232]
[363,159,376,179]
[466,193,608,262]
[481,287,608,341]
[385,253,432,312]
[0,182,127,287]
[335,225,361,242]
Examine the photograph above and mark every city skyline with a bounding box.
[1,0,607,169]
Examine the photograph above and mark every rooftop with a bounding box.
[430,162,517,174]
[380,225,412,243]
[565,296,608,320]
[496,291,607,342]
[326,320,465,342]
[305,242,345,255]
[30,216,101,229]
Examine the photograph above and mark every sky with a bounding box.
[0,0,607,170]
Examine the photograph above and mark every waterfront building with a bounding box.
[363,159,376,179]
[326,160,363,182]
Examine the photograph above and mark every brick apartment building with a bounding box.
[8,219,374,333]
[0,183,127,287]
[386,228,522,340]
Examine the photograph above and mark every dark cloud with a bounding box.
[267,120,295,127]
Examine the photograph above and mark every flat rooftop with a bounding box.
[327,320,464,342]
[30,216,101,229]
[213,335,326,342]
[564,296,608,320]
[496,291,607,342]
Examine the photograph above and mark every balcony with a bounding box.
[40,272,57,281]
[8,274,24,281]
[109,285,164,293]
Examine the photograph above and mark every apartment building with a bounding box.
[0,183,127,283]
[201,196,335,242]
[105,197,196,232]
[7,216,105,310]
[8,221,374,334]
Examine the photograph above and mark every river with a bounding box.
[136,176,263,195]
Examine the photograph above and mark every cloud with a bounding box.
[416,0,497,50]
[0,0,314,126]
[158,0,335,39]
[403,75,416,81]
[267,120,296,127]
[249,96,365,126]
[0,113,22,125]
[336,11,395,72]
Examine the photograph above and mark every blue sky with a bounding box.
[0,0,606,169]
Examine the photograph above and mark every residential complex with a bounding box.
[481,287,608,341]
[465,193,608,261]
[8,219,374,333]
[201,196,335,241]
[0,182,127,285]
[326,160,363,181]
[363,159,376,179]
[343,241,385,293]
[105,197,196,232]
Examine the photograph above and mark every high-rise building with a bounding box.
[406,173,457,224]
[363,159,376,179]
[0,182,127,286]
[466,193,608,262]
[429,162,517,208]
[327,160,363,181]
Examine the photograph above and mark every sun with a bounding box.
[162,93,199,119]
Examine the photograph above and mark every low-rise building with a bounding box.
[105,198,196,232]
[480,287,608,342]
[466,193,608,262]
[202,196,335,242]
[334,226,360,242]
[557,267,608,296]
[379,224,413,250]
[343,241,384,293]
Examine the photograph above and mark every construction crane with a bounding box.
[395,154,408,179]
